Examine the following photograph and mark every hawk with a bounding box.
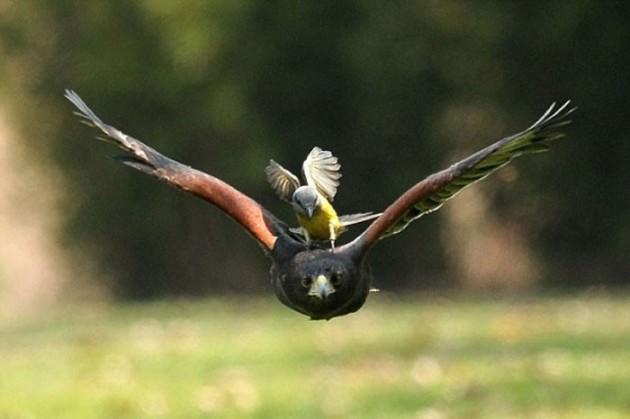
[66,90,574,320]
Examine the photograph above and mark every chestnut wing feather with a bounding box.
[65,89,283,251]
[356,101,575,248]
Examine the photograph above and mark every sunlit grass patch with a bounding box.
[1,293,630,418]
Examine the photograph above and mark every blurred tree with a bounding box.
[0,103,75,317]
[0,0,627,301]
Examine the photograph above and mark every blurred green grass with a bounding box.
[1,293,630,418]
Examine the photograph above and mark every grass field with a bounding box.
[1,293,630,418]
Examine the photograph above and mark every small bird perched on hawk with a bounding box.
[265,147,379,247]
[65,89,574,320]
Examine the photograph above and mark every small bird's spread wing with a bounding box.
[302,147,342,201]
[65,89,283,251]
[265,160,301,202]
[355,101,575,248]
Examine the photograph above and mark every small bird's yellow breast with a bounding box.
[297,197,342,240]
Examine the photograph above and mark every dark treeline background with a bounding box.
[1,1,628,300]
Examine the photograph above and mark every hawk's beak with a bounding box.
[308,274,335,300]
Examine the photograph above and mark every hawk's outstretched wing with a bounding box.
[351,101,575,250]
[265,160,301,202]
[302,147,342,201]
[65,89,284,251]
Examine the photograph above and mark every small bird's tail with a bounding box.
[339,212,381,226]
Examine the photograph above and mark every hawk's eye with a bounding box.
[301,277,312,288]
[330,272,343,287]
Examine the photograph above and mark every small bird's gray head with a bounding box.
[292,186,320,218]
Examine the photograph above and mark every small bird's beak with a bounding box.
[305,205,314,218]
[308,274,335,300]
